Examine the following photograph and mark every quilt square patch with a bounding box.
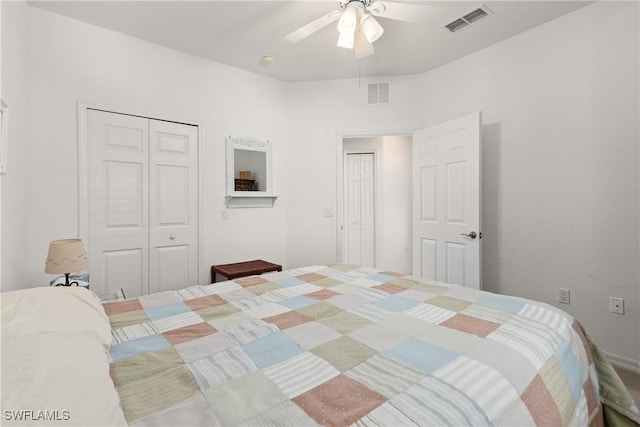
[345,354,424,399]
[372,283,405,294]
[109,309,151,329]
[296,273,326,282]
[311,336,377,371]
[284,321,341,350]
[278,295,316,310]
[152,311,204,333]
[174,332,236,363]
[242,331,304,369]
[263,351,340,398]
[111,334,171,362]
[239,400,319,427]
[374,295,420,312]
[235,276,268,287]
[204,372,288,426]
[103,299,142,316]
[223,320,279,345]
[425,295,471,312]
[348,323,409,352]
[385,338,458,374]
[441,313,499,338]
[187,346,258,389]
[163,322,217,346]
[117,364,199,422]
[112,322,159,344]
[477,295,526,314]
[293,374,386,426]
[264,311,312,330]
[522,374,563,426]
[184,295,226,311]
[196,303,239,322]
[308,289,340,300]
[319,311,372,334]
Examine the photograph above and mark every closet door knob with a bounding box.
[170,235,176,240]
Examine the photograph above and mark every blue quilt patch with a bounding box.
[385,338,459,373]
[111,334,170,362]
[477,295,525,314]
[555,341,582,403]
[374,295,420,312]
[369,273,396,283]
[242,331,304,369]
[144,302,191,320]
[278,295,316,310]
[273,277,305,288]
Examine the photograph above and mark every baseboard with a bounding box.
[603,351,640,374]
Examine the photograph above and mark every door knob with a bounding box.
[169,235,176,240]
[461,231,478,239]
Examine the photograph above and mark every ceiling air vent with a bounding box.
[368,83,389,105]
[443,5,492,33]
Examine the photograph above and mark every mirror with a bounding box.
[226,136,276,207]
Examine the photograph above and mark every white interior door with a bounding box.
[345,153,376,266]
[148,120,198,293]
[412,112,481,288]
[88,109,198,297]
[88,110,149,298]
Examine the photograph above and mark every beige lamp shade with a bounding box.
[45,239,89,274]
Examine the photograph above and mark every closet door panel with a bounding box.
[88,110,149,298]
[148,120,199,293]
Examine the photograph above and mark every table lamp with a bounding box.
[45,239,89,286]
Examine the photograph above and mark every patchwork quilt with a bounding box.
[105,265,602,426]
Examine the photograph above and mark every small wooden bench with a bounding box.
[210,259,282,283]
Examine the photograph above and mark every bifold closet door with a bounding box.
[148,119,198,294]
[87,109,198,298]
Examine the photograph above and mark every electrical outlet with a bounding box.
[610,297,624,315]
[558,288,570,304]
[221,209,228,220]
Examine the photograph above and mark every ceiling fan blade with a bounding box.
[284,10,341,43]
[354,28,375,59]
[370,1,443,24]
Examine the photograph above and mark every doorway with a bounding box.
[340,135,412,273]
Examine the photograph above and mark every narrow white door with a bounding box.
[88,110,199,297]
[148,120,198,293]
[345,153,376,266]
[88,110,150,298]
[412,112,481,288]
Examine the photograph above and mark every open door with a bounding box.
[412,112,481,289]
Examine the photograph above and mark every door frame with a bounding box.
[76,100,206,284]
[336,128,413,265]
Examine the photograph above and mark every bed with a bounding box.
[2,264,639,426]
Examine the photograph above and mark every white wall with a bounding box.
[285,2,639,366]
[0,1,29,290]
[285,76,424,268]
[19,6,288,289]
[420,1,639,367]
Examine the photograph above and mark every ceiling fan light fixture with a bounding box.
[361,13,384,43]
[338,5,359,32]
[337,27,356,49]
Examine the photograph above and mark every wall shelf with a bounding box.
[226,136,276,208]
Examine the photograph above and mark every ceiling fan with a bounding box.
[284,0,440,59]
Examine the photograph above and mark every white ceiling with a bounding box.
[29,1,592,82]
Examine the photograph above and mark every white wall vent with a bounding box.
[443,5,492,33]
[368,83,390,105]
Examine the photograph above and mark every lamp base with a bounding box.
[55,273,79,287]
